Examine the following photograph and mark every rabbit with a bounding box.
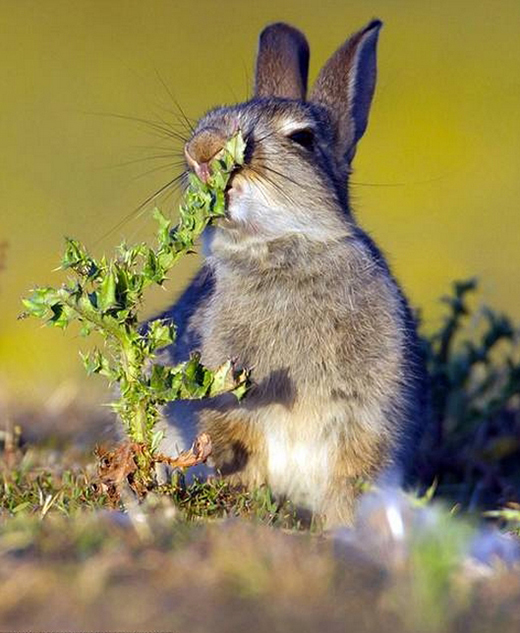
[155,20,428,527]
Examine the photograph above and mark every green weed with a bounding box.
[419,279,520,511]
[20,132,248,480]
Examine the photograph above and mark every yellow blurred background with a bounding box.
[1,0,520,404]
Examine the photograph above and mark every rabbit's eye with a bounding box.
[287,128,315,151]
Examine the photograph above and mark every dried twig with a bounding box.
[155,432,212,470]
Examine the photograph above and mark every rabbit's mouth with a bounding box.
[219,169,266,232]
[224,171,245,214]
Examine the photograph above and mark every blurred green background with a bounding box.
[1,0,520,404]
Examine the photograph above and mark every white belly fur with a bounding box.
[262,406,336,512]
[161,399,335,509]
[266,426,331,511]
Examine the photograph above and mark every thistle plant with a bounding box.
[21,132,248,463]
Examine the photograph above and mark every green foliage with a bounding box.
[21,132,247,452]
[3,278,520,632]
[0,446,297,528]
[406,511,473,632]
[485,506,520,536]
[419,279,520,509]
[165,474,298,527]
[1,462,105,517]
[2,445,519,633]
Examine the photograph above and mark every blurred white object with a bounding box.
[333,485,520,572]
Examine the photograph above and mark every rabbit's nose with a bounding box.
[184,127,227,184]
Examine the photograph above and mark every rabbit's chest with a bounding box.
[200,282,331,378]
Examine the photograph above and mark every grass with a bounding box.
[1,445,520,632]
[2,278,520,630]
[0,436,298,525]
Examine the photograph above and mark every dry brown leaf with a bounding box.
[95,442,138,505]
[95,433,212,505]
[156,432,212,470]
[96,443,137,485]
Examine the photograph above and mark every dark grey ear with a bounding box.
[254,23,310,100]
[310,20,382,165]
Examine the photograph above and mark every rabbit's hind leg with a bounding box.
[201,410,269,490]
[322,430,393,528]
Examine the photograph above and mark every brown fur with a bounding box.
[255,23,310,100]
[311,20,382,162]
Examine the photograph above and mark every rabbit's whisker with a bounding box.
[248,165,297,207]
[251,128,280,145]
[109,155,185,169]
[93,171,187,245]
[91,112,189,144]
[351,181,404,188]
[244,169,272,207]
[256,162,305,189]
[131,143,185,156]
[154,68,196,134]
[131,162,185,182]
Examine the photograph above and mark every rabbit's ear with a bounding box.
[310,20,382,165]
[254,23,310,100]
